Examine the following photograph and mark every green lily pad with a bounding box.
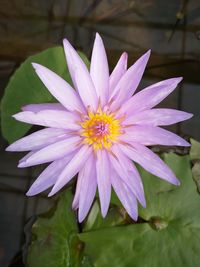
[192,161,200,194]
[189,139,200,193]
[1,47,89,143]
[190,138,200,161]
[27,190,93,267]
[80,153,200,267]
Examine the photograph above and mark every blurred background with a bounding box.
[0,0,200,266]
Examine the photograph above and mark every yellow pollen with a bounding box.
[80,107,122,151]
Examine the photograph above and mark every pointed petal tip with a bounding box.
[48,185,60,197]
[21,105,35,112]
[143,49,151,59]
[12,112,25,121]
[21,105,26,111]
[141,198,146,208]
[26,190,34,197]
[174,76,183,84]
[5,145,13,152]
[118,52,128,65]
[178,138,191,147]
[12,114,18,119]
[48,191,54,197]
[32,62,41,70]
[62,38,68,46]
[186,112,194,120]
[183,141,191,147]
[173,178,181,186]
[63,38,72,50]
[6,144,21,152]
[138,49,151,64]
[62,38,73,54]
[18,162,26,168]
[122,51,128,59]
[101,208,109,218]
[78,212,86,223]
[95,32,101,39]
[146,49,151,55]
[168,176,180,186]
[72,202,78,210]
[130,212,138,222]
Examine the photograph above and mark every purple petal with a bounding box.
[110,50,151,110]
[32,63,85,112]
[73,153,96,211]
[119,77,182,116]
[78,153,97,222]
[6,128,68,152]
[122,126,190,146]
[13,110,80,130]
[119,142,180,185]
[18,136,81,167]
[109,146,146,207]
[22,103,66,112]
[19,151,35,163]
[90,33,109,106]
[63,39,98,111]
[124,108,193,126]
[111,170,138,220]
[96,149,111,217]
[26,156,72,196]
[72,175,81,210]
[48,145,92,196]
[109,52,128,94]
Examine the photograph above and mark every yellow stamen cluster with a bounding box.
[80,107,122,151]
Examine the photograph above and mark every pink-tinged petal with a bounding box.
[90,33,109,106]
[124,108,193,126]
[78,154,97,222]
[48,145,92,196]
[119,142,180,185]
[18,136,81,167]
[6,128,68,152]
[72,175,82,210]
[26,156,72,196]
[13,110,80,130]
[22,103,66,112]
[122,126,190,147]
[32,63,85,112]
[63,39,98,111]
[108,146,146,207]
[110,50,151,110]
[72,154,96,212]
[119,77,182,116]
[111,170,138,220]
[96,149,111,217]
[109,52,128,94]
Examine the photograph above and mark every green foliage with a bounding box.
[3,41,200,267]
[190,139,200,193]
[80,154,200,267]
[27,190,93,267]
[27,146,200,267]
[190,138,200,161]
[1,47,89,143]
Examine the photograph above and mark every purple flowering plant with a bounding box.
[2,33,200,267]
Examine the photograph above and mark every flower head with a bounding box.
[7,33,193,222]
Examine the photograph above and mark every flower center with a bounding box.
[80,107,122,150]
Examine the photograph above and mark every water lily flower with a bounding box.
[6,33,193,222]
